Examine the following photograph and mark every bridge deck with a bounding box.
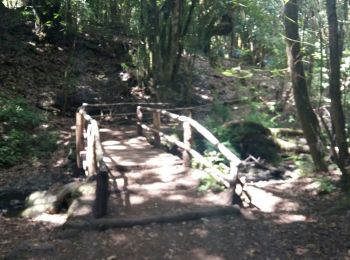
[100,125,183,170]
[81,124,231,218]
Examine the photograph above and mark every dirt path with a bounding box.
[2,123,350,259]
[2,177,349,259]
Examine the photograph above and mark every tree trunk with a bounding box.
[284,0,327,171]
[326,0,350,184]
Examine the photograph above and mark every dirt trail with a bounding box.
[2,123,350,259]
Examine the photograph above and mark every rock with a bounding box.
[21,182,81,218]
[225,121,281,163]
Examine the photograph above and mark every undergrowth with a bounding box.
[0,97,57,167]
[195,99,281,191]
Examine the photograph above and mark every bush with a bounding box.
[226,121,280,163]
[0,97,42,130]
[0,97,57,167]
[315,177,336,194]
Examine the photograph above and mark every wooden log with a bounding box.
[183,121,192,167]
[75,111,85,169]
[93,171,109,218]
[275,138,309,153]
[153,111,161,147]
[136,106,143,136]
[64,206,240,229]
[269,128,304,136]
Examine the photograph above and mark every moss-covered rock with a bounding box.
[225,121,280,163]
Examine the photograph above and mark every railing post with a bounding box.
[183,120,192,167]
[153,110,161,147]
[136,106,143,136]
[86,121,98,177]
[229,161,239,204]
[75,109,85,170]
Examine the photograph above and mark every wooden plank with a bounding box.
[75,111,85,169]
[183,121,192,167]
[153,111,161,147]
[136,106,143,136]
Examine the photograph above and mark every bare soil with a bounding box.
[1,175,350,259]
[1,121,350,259]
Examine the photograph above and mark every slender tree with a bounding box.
[284,0,327,171]
[326,0,350,184]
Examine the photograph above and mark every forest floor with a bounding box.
[1,160,350,259]
[1,17,350,259]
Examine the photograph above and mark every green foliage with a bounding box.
[291,154,315,176]
[202,100,232,129]
[196,151,227,193]
[0,97,57,167]
[195,100,238,155]
[315,177,336,194]
[0,97,42,130]
[197,173,224,193]
[246,101,278,128]
[198,98,280,164]
[0,130,29,166]
[221,67,253,79]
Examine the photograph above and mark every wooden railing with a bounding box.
[76,104,104,177]
[75,102,168,176]
[136,106,242,189]
[75,103,243,198]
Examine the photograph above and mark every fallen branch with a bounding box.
[269,128,304,136]
[64,206,240,229]
[245,155,284,178]
[275,138,309,153]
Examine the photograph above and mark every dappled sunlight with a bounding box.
[275,214,307,224]
[129,195,146,205]
[190,228,208,238]
[304,181,319,194]
[190,248,225,260]
[54,158,67,168]
[278,201,300,212]
[101,140,121,146]
[102,142,127,150]
[32,213,67,226]
[99,128,112,133]
[166,194,188,202]
[246,186,283,213]
[110,233,128,245]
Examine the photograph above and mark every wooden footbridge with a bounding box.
[73,102,244,225]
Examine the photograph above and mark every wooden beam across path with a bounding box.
[64,206,241,230]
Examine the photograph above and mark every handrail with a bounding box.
[76,105,103,176]
[136,106,242,188]
[82,102,169,108]
[75,103,242,189]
